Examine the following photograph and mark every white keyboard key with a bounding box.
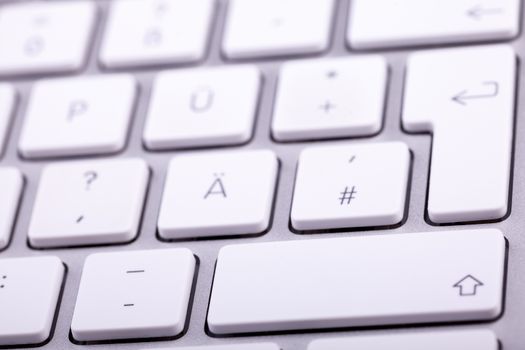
[291,142,410,231]
[0,167,23,250]
[0,84,15,156]
[272,56,387,141]
[223,0,335,59]
[403,45,515,223]
[158,150,278,239]
[308,330,498,350]
[0,1,96,75]
[100,0,214,68]
[19,74,137,158]
[0,256,64,346]
[348,0,520,49]
[147,344,280,350]
[71,248,196,342]
[28,158,149,248]
[144,66,260,150]
[208,229,506,334]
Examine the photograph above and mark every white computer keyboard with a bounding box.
[0,0,523,349]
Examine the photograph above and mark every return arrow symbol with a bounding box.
[466,5,504,20]
[451,81,499,106]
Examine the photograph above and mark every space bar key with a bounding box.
[207,229,506,334]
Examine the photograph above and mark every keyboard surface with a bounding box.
[0,0,524,349]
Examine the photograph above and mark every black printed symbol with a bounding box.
[121,269,145,307]
[76,215,84,224]
[326,70,338,79]
[349,155,356,163]
[339,186,357,205]
[84,171,98,190]
[466,5,503,20]
[319,100,336,114]
[204,173,227,199]
[1,275,6,289]
[453,275,484,296]
[451,81,499,106]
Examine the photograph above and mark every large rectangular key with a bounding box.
[208,229,505,334]
[403,45,516,224]
[348,0,520,49]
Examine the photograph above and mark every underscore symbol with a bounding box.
[204,173,227,199]
[339,186,357,205]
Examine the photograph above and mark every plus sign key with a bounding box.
[272,56,387,141]
[291,142,410,231]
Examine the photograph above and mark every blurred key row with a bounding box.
[0,0,520,75]
[1,143,410,249]
[0,45,516,227]
[0,230,506,346]
[6,58,388,158]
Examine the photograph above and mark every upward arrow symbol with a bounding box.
[453,275,484,296]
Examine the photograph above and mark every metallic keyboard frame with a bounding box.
[1,0,524,349]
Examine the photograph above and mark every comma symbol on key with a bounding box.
[68,100,89,121]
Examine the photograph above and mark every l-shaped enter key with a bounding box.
[403,45,516,224]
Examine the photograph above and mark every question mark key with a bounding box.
[27,158,149,248]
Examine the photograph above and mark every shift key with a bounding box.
[208,229,506,334]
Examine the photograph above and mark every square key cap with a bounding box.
[223,0,335,59]
[0,256,64,346]
[0,1,96,75]
[291,142,410,231]
[19,74,137,159]
[158,150,278,239]
[28,158,149,248]
[71,249,196,342]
